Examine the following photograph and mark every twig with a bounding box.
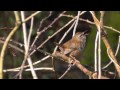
[102,36,120,69]
[30,11,66,50]
[98,11,105,79]
[0,11,21,79]
[3,49,52,72]
[62,14,120,34]
[53,21,76,53]
[25,67,54,71]
[107,48,120,68]
[4,48,109,79]
[0,27,13,30]
[115,36,120,56]
[30,11,53,49]
[4,67,54,72]
[23,11,41,23]
[0,37,24,48]
[21,11,28,49]
[94,31,99,72]
[59,65,72,79]
[30,16,76,56]
[90,11,120,77]
[17,11,28,78]
[90,11,102,79]
[90,11,101,79]
[27,56,38,79]
[16,11,38,79]
[9,39,24,47]
[72,11,87,36]
[4,55,51,72]
[52,51,109,79]
[104,26,120,34]
[0,39,24,53]
[28,17,34,49]
[37,11,53,32]
[52,21,76,78]
[72,11,81,36]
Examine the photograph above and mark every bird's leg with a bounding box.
[68,50,81,66]
[69,56,76,66]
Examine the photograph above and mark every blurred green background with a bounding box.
[0,11,120,79]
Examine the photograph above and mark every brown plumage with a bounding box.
[58,32,87,60]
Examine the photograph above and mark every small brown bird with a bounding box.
[57,31,87,60]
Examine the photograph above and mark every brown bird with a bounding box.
[56,31,87,60]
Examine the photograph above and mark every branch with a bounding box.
[0,39,24,53]
[62,14,120,34]
[30,16,76,56]
[30,11,66,50]
[90,11,120,77]
[4,67,54,72]
[94,31,99,72]
[0,11,21,79]
[16,11,38,79]
[52,51,109,79]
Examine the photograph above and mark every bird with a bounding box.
[56,31,88,61]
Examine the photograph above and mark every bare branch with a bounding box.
[90,11,120,77]
[0,11,21,79]
[30,16,76,56]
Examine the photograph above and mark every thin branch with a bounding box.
[0,11,40,78]
[59,65,72,79]
[72,11,86,36]
[102,29,120,69]
[16,11,38,79]
[52,51,109,79]
[53,21,76,53]
[90,11,120,77]
[4,55,51,72]
[0,39,24,53]
[62,14,120,34]
[115,36,120,56]
[94,31,99,72]
[30,16,76,56]
[97,11,105,79]
[14,11,20,22]
[0,27,13,30]
[52,21,76,78]
[102,41,120,69]
[104,26,120,34]
[28,17,34,49]
[9,39,24,47]
[18,11,28,78]
[90,11,101,79]
[3,49,52,72]
[91,11,102,79]
[23,11,41,23]
[0,11,21,79]
[72,11,81,36]
[37,11,53,32]
[30,11,66,50]
[107,48,120,68]
[4,67,54,72]
[25,67,54,71]
[0,37,24,48]
[4,48,109,79]
[27,57,38,79]
[21,11,28,50]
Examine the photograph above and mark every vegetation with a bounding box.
[0,11,120,79]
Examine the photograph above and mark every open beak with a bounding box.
[83,30,89,35]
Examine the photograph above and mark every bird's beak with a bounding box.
[83,30,89,35]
